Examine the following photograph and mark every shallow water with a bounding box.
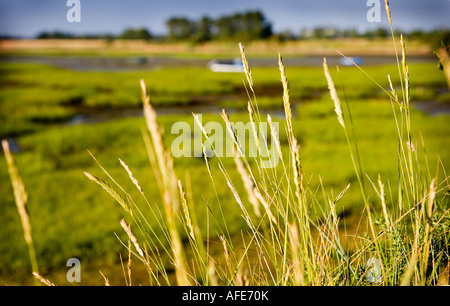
[0,55,436,71]
[64,99,450,127]
[1,139,21,153]
[412,101,450,116]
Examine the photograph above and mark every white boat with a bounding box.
[208,58,244,72]
[339,57,364,66]
[126,56,148,64]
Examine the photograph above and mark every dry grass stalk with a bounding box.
[2,140,28,214]
[141,79,176,194]
[119,242,133,286]
[193,113,209,139]
[235,265,250,286]
[267,114,283,162]
[32,272,55,286]
[247,102,260,154]
[384,0,392,26]
[387,75,398,103]
[141,78,170,188]
[253,187,277,225]
[328,198,339,242]
[178,180,195,241]
[400,35,410,104]
[291,136,303,200]
[288,223,304,285]
[323,58,345,128]
[438,265,449,286]
[127,238,132,286]
[118,220,156,285]
[78,43,449,286]
[233,150,261,217]
[207,260,219,286]
[119,158,144,194]
[201,142,213,178]
[141,79,191,286]
[219,235,232,278]
[141,126,164,196]
[426,179,436,222]
[192,114,213,178]
[2,139,39,281]
[217,109,277,221]
[84,171,130,213]
[99,270,111,286]
[226,177,246,215]
[278,53,294,143]
[378,175,391,227]
[120,219,145,258]
[421,178,436,284]
[239,42,253,89]
[221,109,244,156]
[401,206,422,285]
[291,136,312,268]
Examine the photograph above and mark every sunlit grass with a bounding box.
[1,61,447,139]
[0,31,449,284]
[1,92,448,284]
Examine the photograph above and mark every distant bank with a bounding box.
[0,38,433,58]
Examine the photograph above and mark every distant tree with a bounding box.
[408,29,425,40]
[362,27,389,39]
[192,16,214,43]
[166,17,196,40]
[272,30,296,42]
[299,28,313,39]
[215,15,234,40]
[212,10,272,41]
[374,27,389,37]
[312,27,326,38]
[414,29,450,49]
[243,11,272,40]
[165,10,272,42]
[37,31,74,39]
[80,33,115,40]
[342,28,359,38]
[119,27,152,40]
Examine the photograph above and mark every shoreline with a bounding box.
[0,37,433,58]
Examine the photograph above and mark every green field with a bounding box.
[0,57,449,285]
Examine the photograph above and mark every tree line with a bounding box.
[35,10,272,42]
[32,9,449,47]
[166,11,272,42]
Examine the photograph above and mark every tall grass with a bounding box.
[1,140,40,286]
[4,4,449,285]
[82,27,449,284]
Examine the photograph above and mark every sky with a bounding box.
[0,0,449,38]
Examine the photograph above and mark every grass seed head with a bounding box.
[120,219,145,258]
[384,0,392,26]
[239,42,253,89]
[323,58,345,129]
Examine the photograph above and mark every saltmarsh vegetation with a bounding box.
[84,12,448,285]
[3,3,449,285]
[0,60,445,139]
